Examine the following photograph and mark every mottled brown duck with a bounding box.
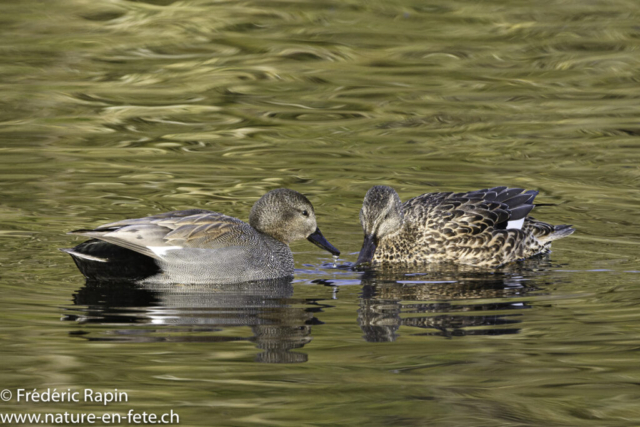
[356,185,574,268]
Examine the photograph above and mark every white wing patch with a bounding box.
[148,246,182,257]
[507,218,525,230]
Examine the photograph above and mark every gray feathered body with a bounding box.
[372,188,574,268]
[65,209,294,284]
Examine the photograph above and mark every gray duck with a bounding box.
[62,188,339,284]
[356,185,573,268]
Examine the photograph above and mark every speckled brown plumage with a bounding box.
[358,186,574,268]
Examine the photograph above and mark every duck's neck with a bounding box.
[253,226,291,246]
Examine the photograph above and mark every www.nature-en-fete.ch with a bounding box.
[1,410,179,424]
[1,388,179,424]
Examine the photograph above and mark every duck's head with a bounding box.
[249,188,340,256]
[356,185,404,266]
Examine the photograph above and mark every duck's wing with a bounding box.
[405,186,539,236]
[69,210,256,260]
[159,212,257,247]
[89,209,213,230]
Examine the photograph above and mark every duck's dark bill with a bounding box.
[307,228,340,256]
[355,234,377,266]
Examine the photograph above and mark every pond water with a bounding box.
[2,0,640,425]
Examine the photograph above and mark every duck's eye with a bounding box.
[302,210,309,217]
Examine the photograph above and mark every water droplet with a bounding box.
[332,255,338,268]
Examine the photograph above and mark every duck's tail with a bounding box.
[61,239,161,282]
[524,218,575,243]
[539,224,575,243]
[59,247,108,262]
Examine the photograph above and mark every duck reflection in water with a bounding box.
[323,258,557,342]
[65,277,325,363]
